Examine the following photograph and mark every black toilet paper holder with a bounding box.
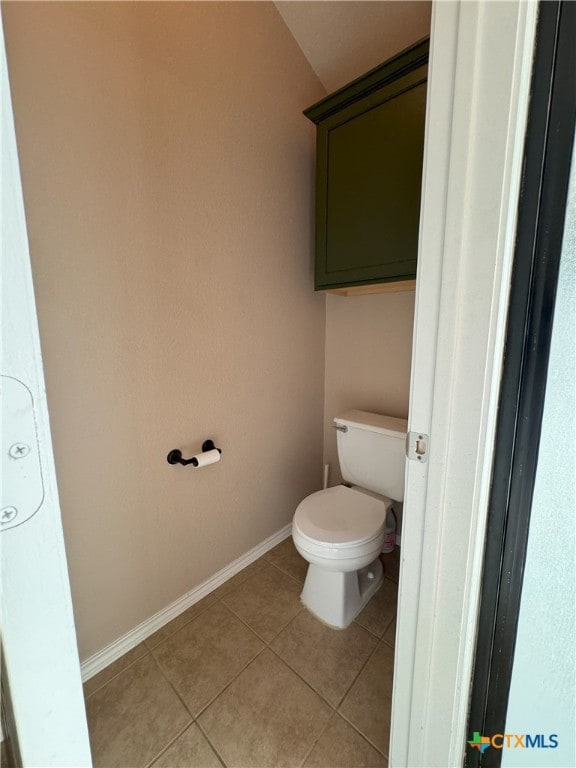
[167,440,222,467]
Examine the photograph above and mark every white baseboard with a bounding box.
[81,523,292,682]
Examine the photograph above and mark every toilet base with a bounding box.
[300,557,384,629]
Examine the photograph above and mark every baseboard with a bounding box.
[81,523,292,682]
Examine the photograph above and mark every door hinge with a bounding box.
[1,375,44,531]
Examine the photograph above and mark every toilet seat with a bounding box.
[293,485,387,553]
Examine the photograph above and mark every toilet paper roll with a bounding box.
[192,449,221,468]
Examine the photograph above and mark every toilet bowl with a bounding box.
[293,485,392,628]
[292,410,406,629]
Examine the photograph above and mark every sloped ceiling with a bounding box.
[274,1,431,94]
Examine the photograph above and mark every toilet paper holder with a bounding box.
[167,440,222,467]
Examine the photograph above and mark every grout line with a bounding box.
[143,595,218,652]
[352,580,399,639]
[195,718,229,768]
[352,615,383,639]
[256,557,307,589]
[217,598,276,644]
[149,602,267,724]
[336,634,397,760]
[144,721,196,768]
[147,648,196,722]
[265,559,306,587]
[333,627,385,710]
[337,708,390,761]
[210,559,267,602]
[381,614,396,649]
[297,710,337,768]
[264,602,306,646]
[194,645,269,721]
[217,599,271,644]
[220,588,306,646]
[266,644,338,713]
[83,646,151,700]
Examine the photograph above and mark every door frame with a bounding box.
[466,2,576,764]
[391,2,538,765]
[1,16,92,767]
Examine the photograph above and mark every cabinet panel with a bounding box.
[325,82,426,281]
[306,40,429,291]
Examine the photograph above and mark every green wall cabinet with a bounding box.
[305,40,429,292]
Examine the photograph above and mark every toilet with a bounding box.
[292,410,407,629]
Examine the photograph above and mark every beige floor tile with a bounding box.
[151,724,222,768]
[211,558,266,600]
[144,593,217,650]
[382,617,396,648]
[83,643,149,698]
[354,578,397,638]
[264,536,309,583]
[271,610,377,706]
[152,601,264,715]
[85,654,191,768]
[339,642,394,755]
[381,547,400,583]
[303,714,387,767]
[199,649,332,768]
[222,562,303,641]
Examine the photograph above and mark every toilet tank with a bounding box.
[335,410,408,501]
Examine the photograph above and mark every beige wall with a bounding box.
[3,1,326,660]
[275,1,432,92]
[4,1,418,661]
[323,292,415,485]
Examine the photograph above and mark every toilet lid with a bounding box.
[294,485,388,547]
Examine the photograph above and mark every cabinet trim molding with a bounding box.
[304,38,429,125]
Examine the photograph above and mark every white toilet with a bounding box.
[292,410,407,629]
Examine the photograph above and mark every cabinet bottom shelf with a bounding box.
[323,279,416,296]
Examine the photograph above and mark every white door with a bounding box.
[390,2,538,766]
[1,17,92,767]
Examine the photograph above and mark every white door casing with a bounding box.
[391,2,538,766]
[1,16,92,767]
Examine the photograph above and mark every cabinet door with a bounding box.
[315,69,427,290]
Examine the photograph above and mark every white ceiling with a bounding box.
[274,1,431,94]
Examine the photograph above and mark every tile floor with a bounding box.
[84,539,400,768]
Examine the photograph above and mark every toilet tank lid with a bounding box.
[334,410,408,438]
